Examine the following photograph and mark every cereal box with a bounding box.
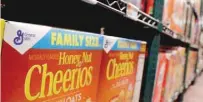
[97,36,142,102]
[132,41,146,102]
[162,0,186,35]
[145,0,155,15]
[186,50,198,86]
[175,47,185,92]
[170,50,178,98]
[163,50,174,102]
[197,48,203,74]
[0,19,5,54]
[162,47,185,102]
[185,4,193,39]
[1,21,104,102]
[152,52,169,102]
[131,0,145,10]
[0,18,6,101]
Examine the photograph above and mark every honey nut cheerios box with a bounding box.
[0,18,6,101]
[152,51,169,102]
[132,41,146,102]
[1,21,104,102]
[97,35,146,102]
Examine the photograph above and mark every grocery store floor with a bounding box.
[183,72,203,102]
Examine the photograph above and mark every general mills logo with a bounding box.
[104,39,111,48]
[13,30,36,45]
[14,30,24,45]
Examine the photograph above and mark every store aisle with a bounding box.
[183,73,203,102]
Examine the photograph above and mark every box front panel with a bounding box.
[2,21,103,102]
[97,37,141,102]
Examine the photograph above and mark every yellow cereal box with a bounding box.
[0,19,5,54]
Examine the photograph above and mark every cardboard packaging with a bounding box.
[186,50,198,86]
[97,36,146,102]
[192,0,201,16]
[176,47,185,92]
[192,0,201,44]
[132,41,147,102]
[185,4,193,40]
[0,18,5,101]
[197,48,203,74]
[1,21,104,102]
[164,53,173,102]
[161,47,185,102]
[125,0,146,11]
[127,2,140,20]
[126,0,146,20]
[170,51,177,98]
[152,52,169,102]
[163,49,176,102]
[145,0,154,15]
[0,19,5,54]
[190,15,201,45]
[162,0,186,35]
[170,47,185,96]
